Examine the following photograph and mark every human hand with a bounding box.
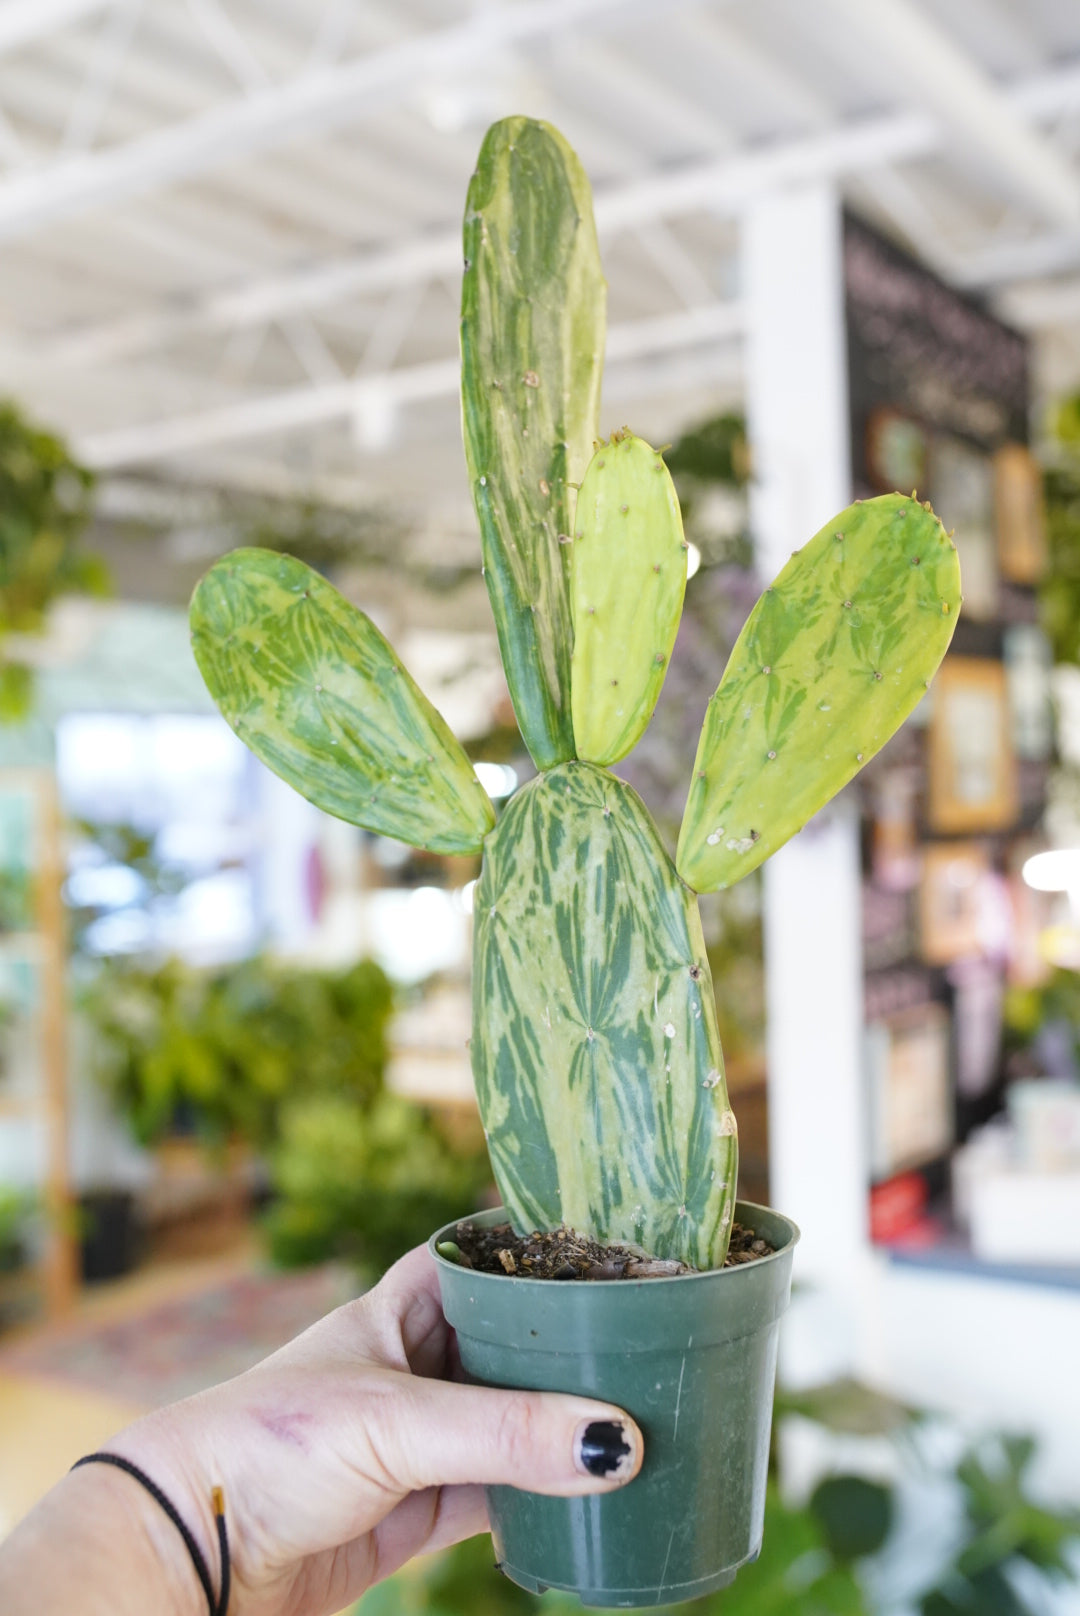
[91,1243,643,1616]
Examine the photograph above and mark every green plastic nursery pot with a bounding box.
[431,1200,798,1609]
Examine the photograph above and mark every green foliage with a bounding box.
[0,865,33,933]
[665,412,750,489]
[776,1377,918,1437]
[66,818,188,955]
[952,1437,1080,1582]
[82,954,393,1149]
[1040,463,1080,665]
[0,400,108,719]
[1003,968,1080,1074]
[0,660,33,723]
[919,1436,1080,1615]
[810,1475,893,1562]
[84,951,492,1275]
[0,1184,33,1271]
[264,1092,490,1273]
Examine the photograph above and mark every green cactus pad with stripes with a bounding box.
[190,548,495,854]
[461,116,606,771]
[677,493,961,893]
[472,760,738,1269]
[570,432,688,765]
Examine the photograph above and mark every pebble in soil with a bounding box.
[442,1220,773,1280]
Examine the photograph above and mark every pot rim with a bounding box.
[429,1198,799,1288]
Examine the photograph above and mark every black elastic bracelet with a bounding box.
[72,1452,230,1616]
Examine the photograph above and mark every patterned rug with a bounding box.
[0,1264,358,1407]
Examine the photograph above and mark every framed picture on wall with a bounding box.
[866,1001,953,1179]
[919,841,991,965]
[994,442,1047,584]
[929,436,999,620]
[1004,623,1053,762]
[928,658,1018,833]
[865,409,927,494]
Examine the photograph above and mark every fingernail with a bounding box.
[574,1419,639,1481]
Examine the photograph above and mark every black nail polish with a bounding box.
[578,1420,632,1477]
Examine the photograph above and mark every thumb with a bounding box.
[366,1373,644,1497]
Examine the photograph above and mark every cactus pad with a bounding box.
[570,432,688,765]
[461,116,606,771]
[677,493,961,892]
[472,760,737,1269]
[191,548,495,853]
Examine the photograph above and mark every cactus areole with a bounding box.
[190,118,961,1275]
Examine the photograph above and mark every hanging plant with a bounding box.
[0,401,109,719]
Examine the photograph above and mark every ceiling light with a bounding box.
[1022,849,1080,893]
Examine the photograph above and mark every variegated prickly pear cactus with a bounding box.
[190,118,960,1270]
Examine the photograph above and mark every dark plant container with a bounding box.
[431,1200,798,1609]
[79,1189,142,1283]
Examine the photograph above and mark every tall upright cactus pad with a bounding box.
[472,760,738,1270]
[677,493,961,893]
[461,117,606,770]
[570,432,688,765]
[191,548,495,853]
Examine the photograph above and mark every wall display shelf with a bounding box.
[845,215,1052,1260]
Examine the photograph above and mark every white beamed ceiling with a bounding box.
[1,0,1080,522]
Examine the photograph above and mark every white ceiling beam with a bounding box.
[820,0,1080,228]
[26,58,1080,371]
[0,0,116,57]
[35,107,939,369]
[0,0,688,244]
[996,277,1080,330]
[551,36,734,160]
[13,29,452,242]
[953,227,1080,288]
[75,301,746,469]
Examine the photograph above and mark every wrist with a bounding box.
[98,1414,226,1614]
[82,1460,205,1615]
[0,1459,204,1616]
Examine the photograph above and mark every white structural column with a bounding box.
[740,184,868,1380]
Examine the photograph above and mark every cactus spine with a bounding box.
[190,120,960,1271]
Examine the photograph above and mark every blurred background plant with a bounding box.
[0,1185,34,1274]
[64,819,189,958]
[0,401,109,721]
[79,949,492,1275]
[264,1090,490,1272]
[81,953,394,1150]
[1004,969,1080,1082]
